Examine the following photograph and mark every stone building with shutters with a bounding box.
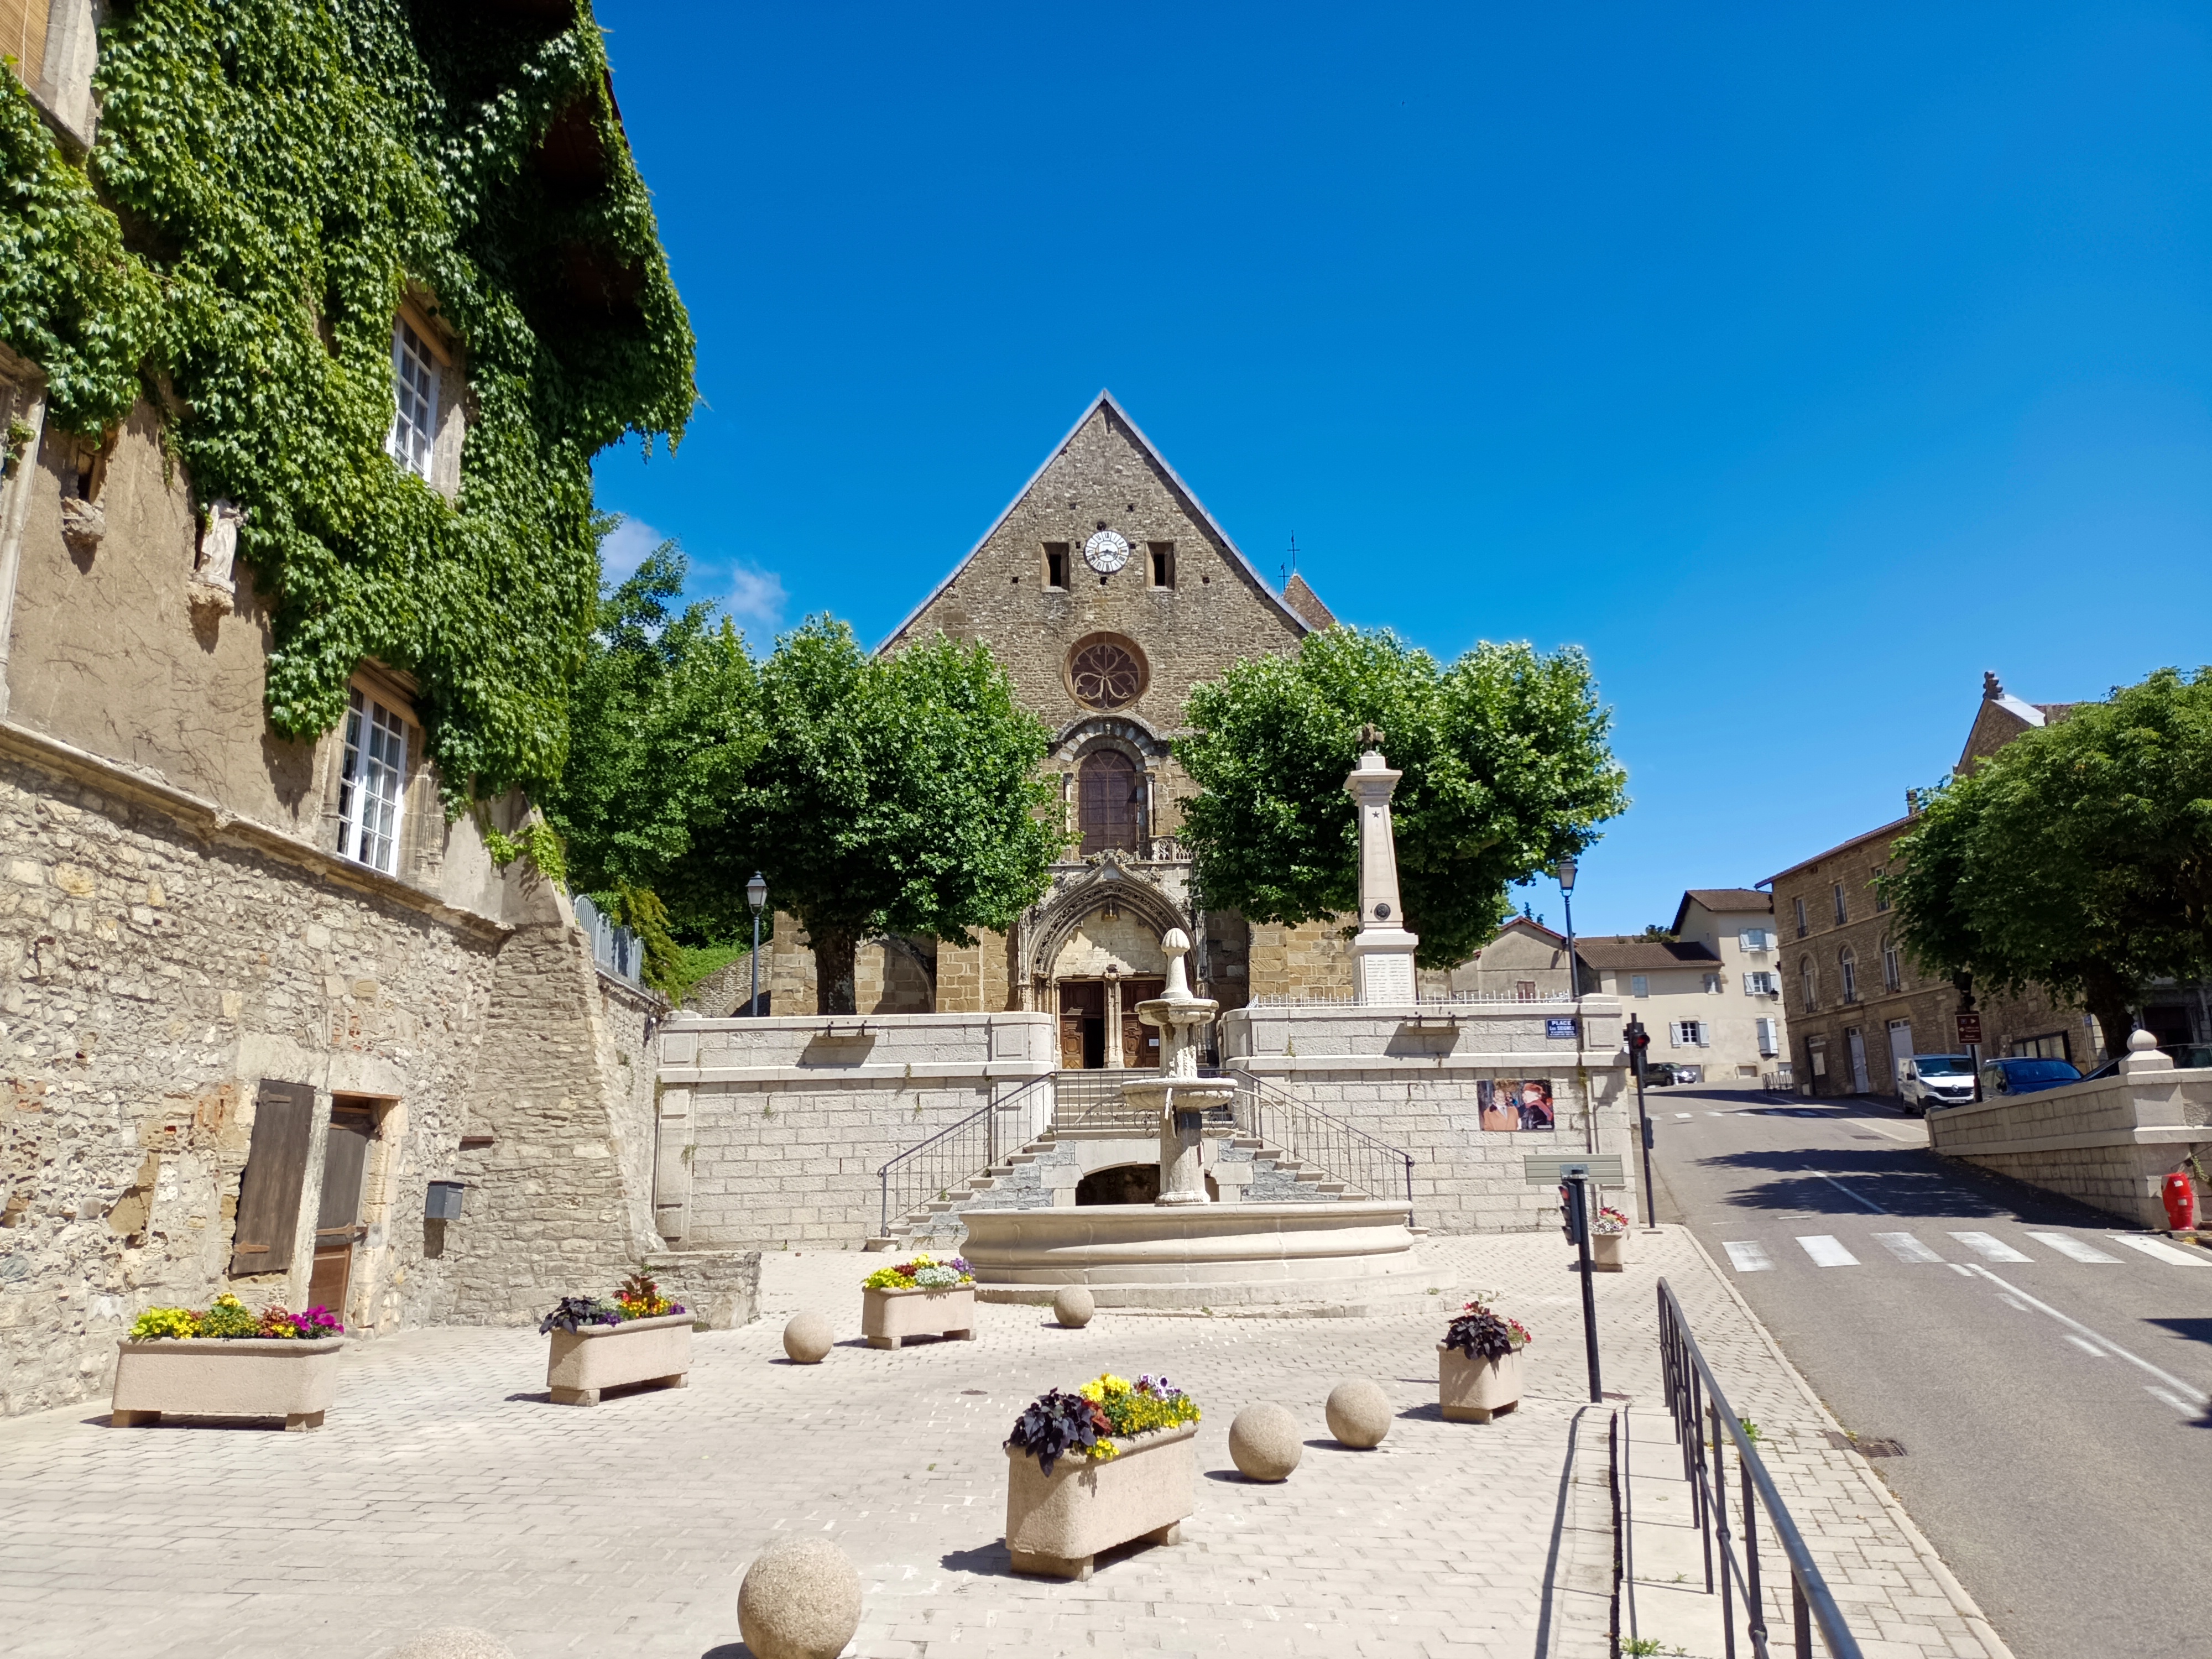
[1769,675,2100,1100]
[763,390,1369,1060]
[0,12,731,1418]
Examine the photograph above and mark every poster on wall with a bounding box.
[1478,1078,1556,1131]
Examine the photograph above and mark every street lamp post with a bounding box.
[747,872,768,1018]
[1557,858,1579,998]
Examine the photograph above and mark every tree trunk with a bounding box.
[812,922,859,1015]
[2082,977,2135,1068]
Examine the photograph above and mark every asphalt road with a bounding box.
[1641,1084,2212,1659]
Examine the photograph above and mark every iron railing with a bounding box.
[1050,1069,1161,1134]
[1655,1277,1864,1659]
[1229,1071,1417,1227]
[1244,988,1578,1008]
[876,1073,1053,1239]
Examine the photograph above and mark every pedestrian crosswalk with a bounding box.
[1719,1227,2209,1272]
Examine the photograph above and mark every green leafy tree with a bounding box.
[1883,667,2212,1052]
[691,619,1063,1014]
[540,529,761,955]
[1177,628,1629,969]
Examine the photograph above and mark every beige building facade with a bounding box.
[1770,676,2101,1100]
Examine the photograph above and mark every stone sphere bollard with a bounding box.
[738,1535,863,1659]
[385,1632,515,1659]
[1052,1285,1095,1328]
[1228,1401,1304,1481]
[782,1311,833,1364]
[1325,1379,1392,1449]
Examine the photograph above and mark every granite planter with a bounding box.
[1438,1344,1524,1423]
[1005,1422,1197,1580]
[1592,1231,1625,1272]
[862,1284,977,1349]
[546,1311,693,1406]
[111,1337,343,1431]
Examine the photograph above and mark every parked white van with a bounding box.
[1897,1054,1977,1116]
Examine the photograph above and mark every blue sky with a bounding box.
[590,2,2212,937]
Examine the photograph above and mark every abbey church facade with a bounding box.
[762,392,1387,1060]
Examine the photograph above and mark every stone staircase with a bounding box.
[864,1128,1353,1251]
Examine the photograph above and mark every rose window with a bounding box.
[1067,639,1145,709]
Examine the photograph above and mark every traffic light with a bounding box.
[1625,1019,1650,1056]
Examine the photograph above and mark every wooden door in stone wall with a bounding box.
[308,1104,375,1319]
[1059,980,1106,1069]
[1121,978,1165,1067]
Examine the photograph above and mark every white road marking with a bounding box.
[2026,1232,2122,1264]
[1849,1118,1922,1142]
[1723,1241,1773,1272]
[1947,1262,1973,1277]
[1707,1110,1723,1117]
[1810,1172,1887,1213]
[2147,1387,2200,1415]
[2064,1334,2106,1357]
[1963,1266,2211,1408]
[1949,1231,2033,1263]
[1675,1112,1694,1119]
[2107,1234,2209,1267]
[1873,1232,1944,1264]
[1797,1235,1861,1267]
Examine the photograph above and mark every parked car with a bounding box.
[1896,1055,1978,1116]
[1979,1057,2083,1098]
[1640,1062,1679,1086]
[2082,1040,2212,1081]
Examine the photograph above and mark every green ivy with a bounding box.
[0,1,695,808]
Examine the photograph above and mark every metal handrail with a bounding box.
[1656,1277,1864,1659]
[875,1073,1054,1239]
[1229,1071,1417,1227]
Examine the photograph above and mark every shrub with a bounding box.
[1444,1302,1533,1362]
[1007,1373,1202,1474]
[863,1253,973,1292]
[127,1295,346,1341]
[539,1282,687,1334]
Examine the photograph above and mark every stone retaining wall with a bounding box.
[654,1011,1056,1248]
[1925,1059,2212,1228]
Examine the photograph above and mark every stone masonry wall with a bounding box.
[655,1013,1056,1249]
[437,914,666,1324]
[1222,998,1636,1234]
[0,748,499,1416]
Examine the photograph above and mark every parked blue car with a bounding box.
[1978,1057,2083,1097]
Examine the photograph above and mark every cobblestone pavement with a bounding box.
[0,1227,2004,1659]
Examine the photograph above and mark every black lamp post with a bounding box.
[747,871,768,1017]
[1557,857,1579,998]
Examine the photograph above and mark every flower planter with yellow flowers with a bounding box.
[1003,1374,1201,1580]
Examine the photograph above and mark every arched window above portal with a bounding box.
[1078,749,1142,855]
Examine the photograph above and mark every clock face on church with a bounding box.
[1083,529,1131,573]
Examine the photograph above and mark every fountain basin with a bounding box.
[963,1200,1425,1312]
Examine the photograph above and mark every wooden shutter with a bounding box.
[230,1081,317,1276]
[1,0,50,92]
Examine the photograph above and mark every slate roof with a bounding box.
[1572,937,1723,971]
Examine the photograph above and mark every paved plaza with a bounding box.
[0,1228,2006,1659]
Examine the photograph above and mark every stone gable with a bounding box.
[881,393,1309,750]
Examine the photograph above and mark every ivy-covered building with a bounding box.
[0,2,716,1415]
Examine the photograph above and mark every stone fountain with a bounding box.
[1124,928,1234,1207]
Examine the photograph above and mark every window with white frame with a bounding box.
[1745,971,1779,996]
[1671,1019,1709,1048]
[1703,973,1722,994]
[1800,957,1817,1012]
[1839,947,1859,1004]
[1756,1016,1780,1057]
[1629,973,1649,998]
[1881,938,1902,993]
[1793,896,1808,937]
[1740,927,1773,952]
[386,320,440,481]
[337,689,409,874]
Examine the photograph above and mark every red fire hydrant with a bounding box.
[2161,1170,2197,1234]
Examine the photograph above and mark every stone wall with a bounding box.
[1925,1058,2212,1229]
[0,724,676,1414]
[654,1011,1056,1248]
[1220,997,1635,1234]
